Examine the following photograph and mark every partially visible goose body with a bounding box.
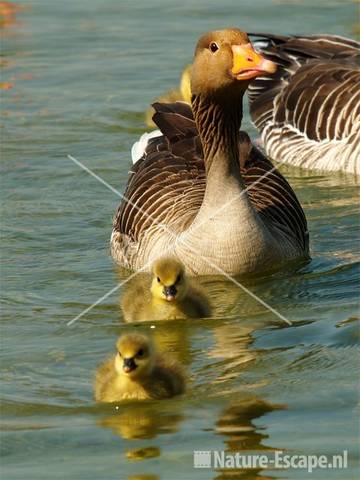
[111,29,309,276]
[248,33,360,175]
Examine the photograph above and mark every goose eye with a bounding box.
[157,277,161,283]
[209,42,219,53]
[137,349,144,357]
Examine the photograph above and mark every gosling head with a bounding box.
[151,257,188,303]
[115,333,154,379]
[191,28,276,99]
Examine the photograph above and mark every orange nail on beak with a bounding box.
[231,43,277,80]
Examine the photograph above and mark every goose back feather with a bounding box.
[248,33,360,174]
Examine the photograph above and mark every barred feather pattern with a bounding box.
[248,33,360,174]
[111,102,308,270]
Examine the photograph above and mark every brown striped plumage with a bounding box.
[248,33,360,174]
[112,102,308,271]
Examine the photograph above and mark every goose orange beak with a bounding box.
[231,43,277,80]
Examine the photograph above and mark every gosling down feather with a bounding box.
[145,65,192,128]
[111,29,309,275]
[248,33,360,174]
[94,333,185,402]
[121,257,211,321]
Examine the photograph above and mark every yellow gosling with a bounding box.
[121,257,211,321]
[145,65,192,127]
[94,333,185,402]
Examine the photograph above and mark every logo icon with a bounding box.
[194,451,212,468]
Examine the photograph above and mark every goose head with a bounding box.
[115,333,155,379]
[151,257,189,302]
[191,28,276,98]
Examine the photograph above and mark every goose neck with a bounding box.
[192,92,244,179]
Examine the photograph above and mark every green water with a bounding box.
[1,1,360,479]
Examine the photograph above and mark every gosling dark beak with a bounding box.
[164,285,177,301]
[123,357,137,373]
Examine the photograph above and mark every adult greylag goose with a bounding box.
[111,29,309,276]
[248,33,360,175]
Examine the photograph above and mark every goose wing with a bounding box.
[242,140,308,253]
[248,33,360,137]
[113,102,308,253]
[112,102,205,247]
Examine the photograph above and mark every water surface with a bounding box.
[1,1,360,479]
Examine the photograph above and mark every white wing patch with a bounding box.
[131,129,163,164]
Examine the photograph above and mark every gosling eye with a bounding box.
[157,277,161,283]
[118,351,122,358]
[209,42,219,53]
[137,349,144,357]
[176,274,182,283]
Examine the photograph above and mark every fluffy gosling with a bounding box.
[121,257,211,321]
[94,333,185,402]
[145,65,192,128]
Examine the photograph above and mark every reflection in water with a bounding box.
[0,1,23,29]
[99,403,183,480]
[150,322,192,365]
[208,323,257,383]
[126,446,160,460]
[1,2,34,95]
[202,277,271,386]
[127,476,159,480]
[98,402,183,440]
[214,397,285,480]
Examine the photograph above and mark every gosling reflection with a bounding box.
[99,402,183,480]
[125,446,160,460]
[214,397,285,480]
[98,402,183,440]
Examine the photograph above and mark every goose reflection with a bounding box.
[213,396,285,480]
[203,277,274,384]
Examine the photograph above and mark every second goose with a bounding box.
[248,33,360,175]
[111,29,309,275]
